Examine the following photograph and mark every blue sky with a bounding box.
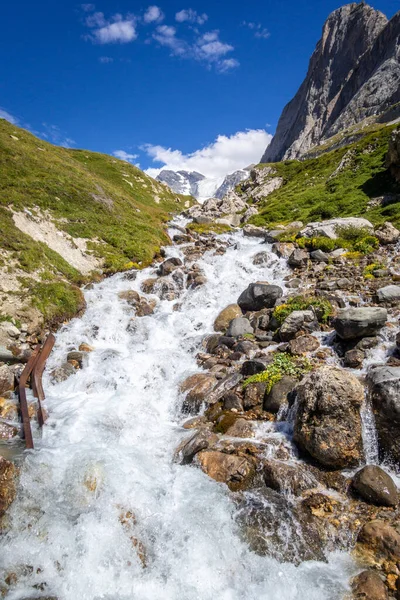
[1,0,398,178]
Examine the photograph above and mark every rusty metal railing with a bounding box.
[17,334,55,449]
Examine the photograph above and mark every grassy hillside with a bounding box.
[0,119,191,326]
[247,123,400,229]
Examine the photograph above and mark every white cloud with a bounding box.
[0,107,19,125]
[143,5,164,24]
[86,11,106,27]
[41,123,76,148]
[243,21,270,39]
[143,129,272,179]
[219,58,240,72]
[152,25,186,55]
[175,9,208,25]
[113,150,139,162]
[93,19,137,44]
[99,56,113,63]
[81,3,95,12]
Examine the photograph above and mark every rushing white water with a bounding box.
[1,227,355,600]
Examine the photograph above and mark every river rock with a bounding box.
[377,285,400,303]
[243,225,266,238]
[244,382,267,409]
[50,362,76,383]
[288,249,309,268]
[196,450,255,491]
[310,249,329,263]
[344,348,365,369]
[238,283,283,311]
[288,334,320,355]
[225,418,255,438]
[352,465,398,507]
[271,243,295,259]
[176,428,218,465]
[241,360,266,376]
[333,308,387,340]
[206,373,243,405]
[252,251,270,265]
[279,310,317,342]
[0,422,18,440]
[226,317,254,338]
[0,365,14,396]
[367,366,400,462]
[180,373,217,413]
[222,391,243,412]
[0,456,17,517]
[263,376,297,413]
[214,304,242,332]
[294,367,364,469]
[157,257,183,276]
[375,222,400,245]
[357,520,400,562]
[263,460,317,496]
[351,571,388,600]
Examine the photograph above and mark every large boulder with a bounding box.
[294,367,364,469]
[376,285,400,303]
[226,317,254,338]
[288,249,309,268]
[357,520,400,562]
[0,365,14,396]
[279,310,318,342]
[213,304,242,332]
[351,571,388,600]
[367,366,400,462]
[375,222,400,245]
[300,217,373,240]
[333,308,387,340]
[196,450,255,491]
[243,224,266,238]
[237,283,283,311]
[352,465,398,507]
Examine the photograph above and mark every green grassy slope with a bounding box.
[247,123,400,228]
[0,119,191,325]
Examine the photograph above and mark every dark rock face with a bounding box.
[367,366,400,462]
[333,307,387,340]
[261,4,400,163]
[263,376,297,413]
[237,283,283,312]
[352,465,398,507]
[294,367,364,468]
[387,128,400,183]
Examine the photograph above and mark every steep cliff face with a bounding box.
[261,3,399,163]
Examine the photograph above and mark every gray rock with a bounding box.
[263,460,317,496]
[279,310,317,342]
[50,362,76,383]
[157,257,183,276]
[367,366,400,462]
[375,221,400,245]
[310,249,329,262]
[0,365,14,395]
[226,317,254,338]
[237,283,283,311]
[261,4,398,162]
[243,224,266,238]
[377,285,400,303]
[300,218,373,240]
[263,376,297,413]
[333,307,387,340]
[176,428,218,465]
[288,249,309,268]
[352,465,398,507]
[206,373,243,405]
[222,392,243,412]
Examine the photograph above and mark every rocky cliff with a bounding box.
[261,3,400,163]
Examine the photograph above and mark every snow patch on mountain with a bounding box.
[156,168,250,203]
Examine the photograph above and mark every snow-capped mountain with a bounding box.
[156,168,250,203]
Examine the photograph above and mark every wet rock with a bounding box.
[0,398,18,420]
[136,298,157,317]
[263,376,297,413]
[288,334,320,355]
[173,234,191,244]
[377,285,400,303]
[196,450,255,491]
[0,365,14,396]
[357,520,400,562]
[352,465,398,507]
[279,310,317,342]
[333,308,387,340]
[176,428,218,465]
[344,348,365,369]
[225,418,255,438]
[241,360,266,376]
[206,373,243,405]
[244,382,267,409]
[0,422,18,440]
[182,416,207,429]
[263,460,317,496]
[118,290,141,304]
[157,257,183,276]
[214,304,242,332]
[351,570,388,600]
[79,343,94,352]
[67,351,85,368]
[226,317,254,338]
[141,278,157,294]
[237,283,283,312]
[294,367,364,469]
[234,340,258,357]
[0,457,17,517]
[375,222,400,245]
[367,366,400,462]
[180,373,218,413]
[243,225,266,238]
[288,248,309,268]
[50,362,76,383]
[252,251,270,265]
[222,391,243,412]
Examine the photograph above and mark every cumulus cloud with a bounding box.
[143,5,164,24]
[144,129,272,179]
[113,150,139,162]
[0,107,19,125]
[175,9,208,25]
[152,25,187,55]
[243,21,270,39]
[83,7,137,44]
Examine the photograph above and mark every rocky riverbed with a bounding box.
[1,215,400,599]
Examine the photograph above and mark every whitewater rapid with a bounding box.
[1,225,355,600]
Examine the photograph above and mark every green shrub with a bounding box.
[354,235,380,255]
[335,225,373,242]
[273,295,334,326]
[363,262,386,279]
[242,353,312,393]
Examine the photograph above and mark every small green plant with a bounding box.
[363,262,386,279]
[354,235,380,255]
[273,295,334,326]
[187,222,231,235]
[335,225,373,242]
[0,314,22,329]
[242,353,312,393]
